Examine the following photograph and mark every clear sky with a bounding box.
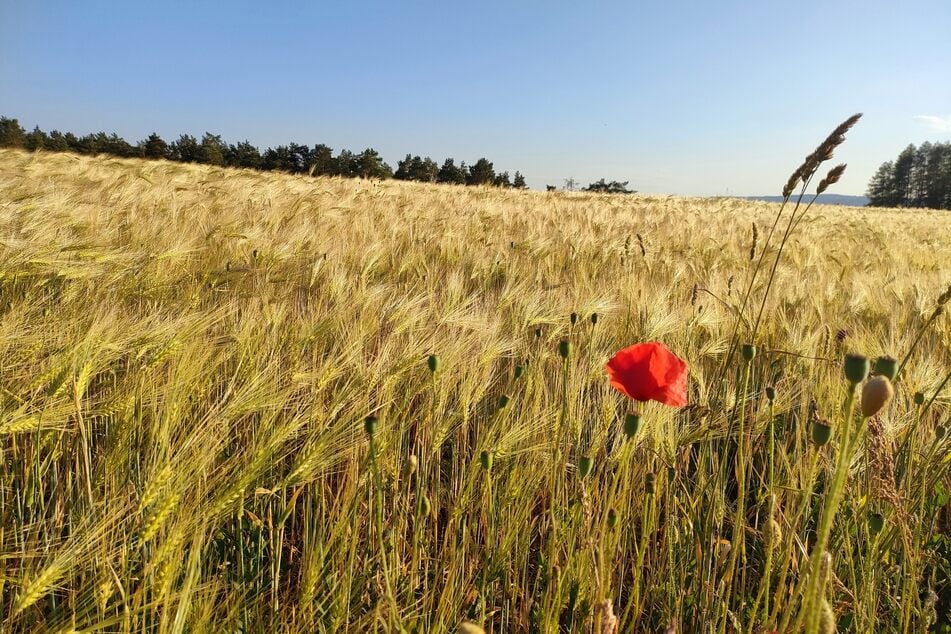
[2,0,950,195]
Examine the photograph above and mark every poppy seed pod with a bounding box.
[570,312,578,326]
[559,340,572,359]
[914,391,925,406]
[607,507,619,529]
[535,328,542,339]
[645,473,656,495]
[936,425,946,440]
[419,494,431,516]
[497,394,510,410]
[741,344,757,362]
[861,376,894,417]
[407,454,418,475]
[479,450,493,472]
[624,413,641,439]
[868,512,885,535]
[578,456,593,479]
[590,312,599,325]
[765,386,776,402]
[812,421,832,446]
[514,364,524,379]
[364,415,378,438]
[873,355,898,381]
[427,354,439,373]
[844,353,870,385]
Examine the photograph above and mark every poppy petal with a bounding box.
[606,341,688,407]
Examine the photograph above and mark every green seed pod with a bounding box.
[497,394,510,410]
[535,328,542,339]
[607,508,619,529]
[936,425,946,440]
[645,473,656,495]
[578,456,594,479]
[624,413,641,439]
[559,340,572,359]
[741,344,757,362]
[364,415,378,437]
[873,355,898,381]
[407,454,418,475]
[419,494,431,516]
[590,312,599,325]
[844,353,870,385]
[914,391,926,406]
[427,354,439,373]
[513,364,524,379]
[812,421,832,446]
[868,512,885,535]
[570,312,578,326]
[479,450,494,472]
[765,386,776,402]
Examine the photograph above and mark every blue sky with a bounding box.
[2,0,950,195]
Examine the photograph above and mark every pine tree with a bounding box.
[437,158,467,185]
[467,158,495,185]
[142,133,170,159]
[866,161,898,207]
[201,133,227,166]
[0,117,26,147]
[25,126,49,151]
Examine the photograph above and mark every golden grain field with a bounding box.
[2,147,951,632]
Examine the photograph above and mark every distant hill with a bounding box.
[745,194,869,206]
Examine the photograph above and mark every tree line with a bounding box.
[0,116,528,188]
[866,141,951,209]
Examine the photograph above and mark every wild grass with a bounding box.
[1,139,950,632]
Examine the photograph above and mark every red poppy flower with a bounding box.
[605,342,688,407]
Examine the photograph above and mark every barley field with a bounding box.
[2,145,951,633]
